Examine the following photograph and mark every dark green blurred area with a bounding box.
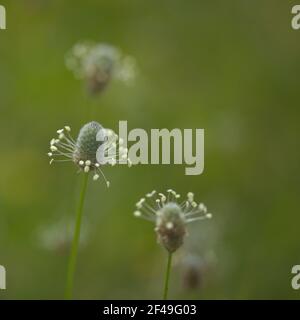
[0,0,300,299]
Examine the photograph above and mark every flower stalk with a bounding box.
[65,173,89,299]
[163,252,173,300]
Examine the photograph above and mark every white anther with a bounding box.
[64,126,71,132]
[187,192,194,202]
[84,166,90,173]
[50,146,58,152]
[49,159,54,165]
[198,203,207,212]
[106,181,110,188]
[161,196,167,202]
[79,160,84,166]
[136,199,145,209]
[206,213,212,219]
[85,160,91,166]
[59,133,65,140]
[95,163,100,168]
[93,174,99,181]
[134,210,141,217]
[192,201,197,208]
[47,152,52,157]
[57,129,64,134]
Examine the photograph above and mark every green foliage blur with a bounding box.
[0,0,299,299]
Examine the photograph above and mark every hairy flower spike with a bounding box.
[48,121,131,187]
[133,190,212,253]
[65,42,137,95]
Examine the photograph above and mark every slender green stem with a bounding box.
[65,173,89,299]
[163,252,173,300]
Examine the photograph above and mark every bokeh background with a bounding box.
[0,0,299,299]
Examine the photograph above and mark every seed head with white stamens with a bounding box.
[48,121,131,187]
[134,190,212,253]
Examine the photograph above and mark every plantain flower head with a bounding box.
[65,42,137,95]
[134,190,212,253]
[48,121,131,187]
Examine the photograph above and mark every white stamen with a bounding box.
[187,192,194,202]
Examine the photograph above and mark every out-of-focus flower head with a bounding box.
[65,42,137,95]
[38,216,90,255]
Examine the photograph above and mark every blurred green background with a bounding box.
[0,0,300,299]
